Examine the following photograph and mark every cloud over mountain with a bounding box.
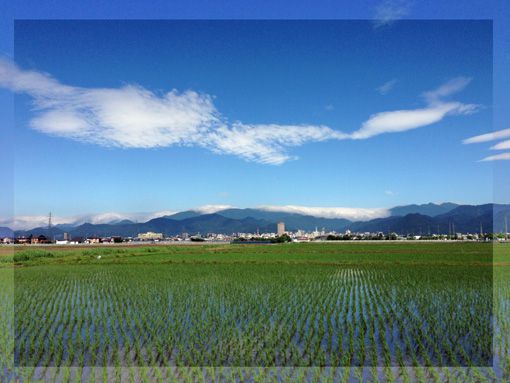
[2,205,389,230]
[0,211,176,230]
[257,205,390,221]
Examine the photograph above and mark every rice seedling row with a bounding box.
[0,242,506,382]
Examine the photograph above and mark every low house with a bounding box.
[137,232,163,241]
[15,236,31,244]
[31,235,51,244]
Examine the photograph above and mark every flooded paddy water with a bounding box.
[0,242,508,382]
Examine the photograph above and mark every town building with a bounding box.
[31,235,51,244]
[137,232,163,241]
[277,222,285,236]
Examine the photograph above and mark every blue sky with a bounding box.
[0,1,508,228]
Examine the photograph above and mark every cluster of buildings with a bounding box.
[3,233,123,245]
[2,221,507,245]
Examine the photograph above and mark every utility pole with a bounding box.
[505,215,508,241]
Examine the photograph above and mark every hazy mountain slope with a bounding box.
[389,202,459,217]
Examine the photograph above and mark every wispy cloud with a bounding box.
[352,77,477,140]
[0,58,345,165]
[385,190,398,196]
[462,128,510,162]
[423,77,473,104]
[192,205,234,214]
[205,123,347,165]
[479,153,510,162]
[491,140,510,150]
[351,103,464,140]
[463,128,510,144]
[0,58,478,165]
[373,0,411,28]
[377,79,397,95]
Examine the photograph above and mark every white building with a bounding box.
[137,232,163,241]
[277,222,285,236]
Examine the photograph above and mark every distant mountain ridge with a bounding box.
[389,202,459,217]
[0,227,13,238]
[9,203,510,238]
[168,208,352,232]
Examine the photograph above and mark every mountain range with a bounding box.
[8,203,510,238]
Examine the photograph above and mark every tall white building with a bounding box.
[277,222,285,236]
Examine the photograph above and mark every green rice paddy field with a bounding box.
[0,242,508,382]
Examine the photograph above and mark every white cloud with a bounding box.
[205,123,347,165]
[193,205,234,214]
[479,153,510,162]
[385,190,397,196]
[462,128,510,162]
[377,79,397,95]
[0,58,478,164]
[257,205,390,221]
[373,0,410,28]
[350,77,477,140]
[491,140,510,150]
[463,128,510,144]
[1,210,177,230]
[0,215,57,231]
[351,103,461,140]
[0,58,346,165]
[422,77,472,104]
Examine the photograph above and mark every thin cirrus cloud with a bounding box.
[376,79,397,95]
[463,128,510,161]
[462,128,510,144]
[479,153,510,162]
[373,0,411,28]
[351,77,478,140]
[0,58,478,165]
[205,123,347,165]
[491,140,510,150]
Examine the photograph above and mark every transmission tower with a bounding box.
[48,212,53,242]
